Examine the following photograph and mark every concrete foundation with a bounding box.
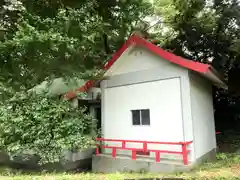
[0,148,95,172]
[195,148,217,165]
[92,149,217,173]
[92,154,194,173]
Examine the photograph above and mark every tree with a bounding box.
[0,0,152,96]
[152,0,240,131]
[0,0,152,164]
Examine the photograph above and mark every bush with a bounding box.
[0,92,97,164]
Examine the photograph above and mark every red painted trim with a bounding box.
[96,138,193,145]
[96,145,99,155]
[132,150,136,160]
[181,144,188,165]
[143,142,147,153]
[65,34,211,99]
[155,151,160,162]
[96,138,192,165]
[112,147,117,158]
[122,141,126,148]
[103,36,135,70]
[99,145,182,153]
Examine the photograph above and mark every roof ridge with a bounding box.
[65,34,212,99]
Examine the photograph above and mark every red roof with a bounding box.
[65,34,211,99]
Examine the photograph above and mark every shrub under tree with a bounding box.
[0,92,97,164]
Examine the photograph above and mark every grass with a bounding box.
[0,153,239,180]
[0,132,239,180]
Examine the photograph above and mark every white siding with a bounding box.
[105,46,186,77]
[190,73,216,159]
[101,45,195,161]
[102,78,184,159]
[180,75,195,162]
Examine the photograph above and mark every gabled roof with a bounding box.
[65,34,227,100]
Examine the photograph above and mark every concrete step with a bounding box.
[101,153,193,166]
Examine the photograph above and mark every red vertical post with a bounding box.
[132,150,136,160]
[96,145,99,155]
[143,142,147,154]
[181,144,188,165]
[122,141,126,148]
[112,148,117,158]
[155,151,160,162]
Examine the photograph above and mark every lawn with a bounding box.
[0,153,239,180]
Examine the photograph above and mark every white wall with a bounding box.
[103,78,183,159]
[101,45,195,161]
[190,72,216,159]
[105,46,186,77]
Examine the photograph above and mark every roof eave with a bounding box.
[204,66,228,89]
[64,34,228,99]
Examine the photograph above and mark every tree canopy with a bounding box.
[152,0,240,71]
[0,0,152,95]
[152,0,240,131]
[0,0,153,164]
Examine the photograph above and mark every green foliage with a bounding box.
[0,0,152,165]
[0,5,107,91]
[0,92,97,164]
[153,0,240,70]
[0,0,152,95]
[152,0,240,131]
